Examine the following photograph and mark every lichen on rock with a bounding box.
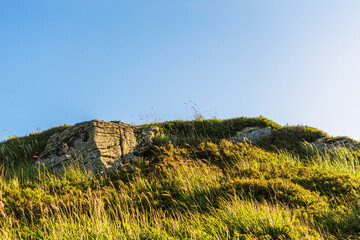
[38,120,159,174]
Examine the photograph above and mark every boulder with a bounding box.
[232,126,272,143]
[38,120,159,174]
[310,137,360,151]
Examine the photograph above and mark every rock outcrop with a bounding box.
[310,137,360,151]
[38,120,159,174]
[232,126,272,143]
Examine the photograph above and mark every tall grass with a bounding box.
[0,139,360,239]
[301,142,360,176]
[1,115,360,239]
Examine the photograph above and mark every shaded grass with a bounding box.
[0,125,70,166]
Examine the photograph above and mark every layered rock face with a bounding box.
[38,120,159,173]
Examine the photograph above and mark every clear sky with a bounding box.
[1,1,360,141]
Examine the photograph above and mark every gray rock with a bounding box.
[310,137,360,151]
[232,126,272,143]
[38,120,159,174]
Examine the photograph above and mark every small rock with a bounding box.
[232,126,272,143]
[310,137,360,151]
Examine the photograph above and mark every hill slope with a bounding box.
[0,117,360,239]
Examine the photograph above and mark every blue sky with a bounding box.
[1,1,360,140]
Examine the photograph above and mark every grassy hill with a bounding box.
[0,117,360,239]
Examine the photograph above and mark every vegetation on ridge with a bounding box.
[0,116,360,239]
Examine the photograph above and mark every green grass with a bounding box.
[1,117,360,239]
[141,116,282,141]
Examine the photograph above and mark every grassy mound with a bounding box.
[1,117,360,239]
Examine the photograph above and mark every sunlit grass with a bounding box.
[1,118,360,239]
